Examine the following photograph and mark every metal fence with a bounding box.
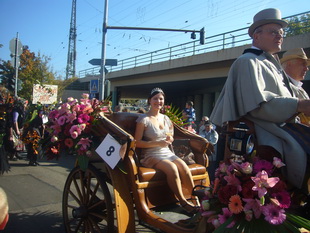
[78,11,310,78]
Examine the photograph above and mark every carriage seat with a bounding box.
[107,113,212,184]
[93,112,213,207]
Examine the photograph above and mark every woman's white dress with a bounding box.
[136,114,179,167]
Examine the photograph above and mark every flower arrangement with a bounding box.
[197,151,310,233]
[45,94,111,160]
[160,104,185,127]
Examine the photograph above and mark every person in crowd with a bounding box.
[183,101,196,124]
[199,121,218,146]
[5,98,27,161]
[23,108,44,166]
[134,88,199,214]
[199,120,219,181]
[182,110,196,133]
[0,187,9,230]
[198,116,209,135]
[210,8,310,192]
[281,48,310,99]
[281,48,310,125]
[137,107,146,114]
[114,105,122,112]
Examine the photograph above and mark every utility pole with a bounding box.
[66,0,77,79]
[99,1,205,100]
[99,0,108,100]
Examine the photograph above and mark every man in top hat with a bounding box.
[210,8,310,191]
[281,48,310,99]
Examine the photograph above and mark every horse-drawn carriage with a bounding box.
[62,112,214,233]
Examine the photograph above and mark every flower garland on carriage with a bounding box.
[193,145,310,233]
[43,94,112,164]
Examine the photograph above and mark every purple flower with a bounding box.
[271,191,291,209]
[218,208,232,224]
[57,116,66,125]
[77,113,90,124]
[262,204,286,225]
[253,160,274,176]
[243,198,262,219]
[49,110,59,120]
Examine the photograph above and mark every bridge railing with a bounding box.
[79,11,310,78]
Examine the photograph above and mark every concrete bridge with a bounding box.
[74,12,310,122]
[106,33,310,119]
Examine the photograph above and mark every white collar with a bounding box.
[288,75,303,88]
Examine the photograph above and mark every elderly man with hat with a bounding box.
[210,8,310,192]
[281,48,310,99]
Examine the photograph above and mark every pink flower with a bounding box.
[49,110,59,120]
[240,162,253,174]
[224,171,241,192]
[71,131,79,139]
[273,157,285,168]
[51,135,58,142]
[66,112,76,123]
[271,191,291,209]
[218,162,228,173]
[251,170,279,198]
[57,115,67,125]
[51,124,62,134]
[218,208,232,224]
[253,160,273,176]
[65,138,74,148]
[58,103,71,115]
[72,104,81,113]
[70,125,82,135]
[81,93,89,99]
[243,198,262,219]
[262,203,286,225]
[77,138,92,150]
[77,113,90,124]
[69,125,82,139]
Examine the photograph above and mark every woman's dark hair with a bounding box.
[148,88,165,104]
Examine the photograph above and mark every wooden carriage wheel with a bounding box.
[62,164,115,233]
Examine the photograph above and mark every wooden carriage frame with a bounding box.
[62,112,214,233]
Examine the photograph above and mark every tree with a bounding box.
[0,60,15,92]
[0,46,76,102]
[285,13,310,36]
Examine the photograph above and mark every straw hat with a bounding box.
[280,48,310,66]
[248,8,288,37]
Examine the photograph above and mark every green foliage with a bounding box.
[285,13,310,36]
[0,46,63,102]
[213,213,310,233]
[161,104,185,127]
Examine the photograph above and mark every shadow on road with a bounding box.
[3,211,64,233]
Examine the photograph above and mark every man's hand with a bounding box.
[297,99,310,116]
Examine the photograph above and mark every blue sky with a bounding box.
[0,0,309,79]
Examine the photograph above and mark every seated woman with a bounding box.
[134,88,199,214]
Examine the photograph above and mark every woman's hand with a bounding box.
[157,139,172,147]
[166,135,174,144]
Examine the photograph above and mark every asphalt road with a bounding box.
[0,153,193,233]
[0,153,75,233]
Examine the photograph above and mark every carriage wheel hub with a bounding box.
[72,206,88,218]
